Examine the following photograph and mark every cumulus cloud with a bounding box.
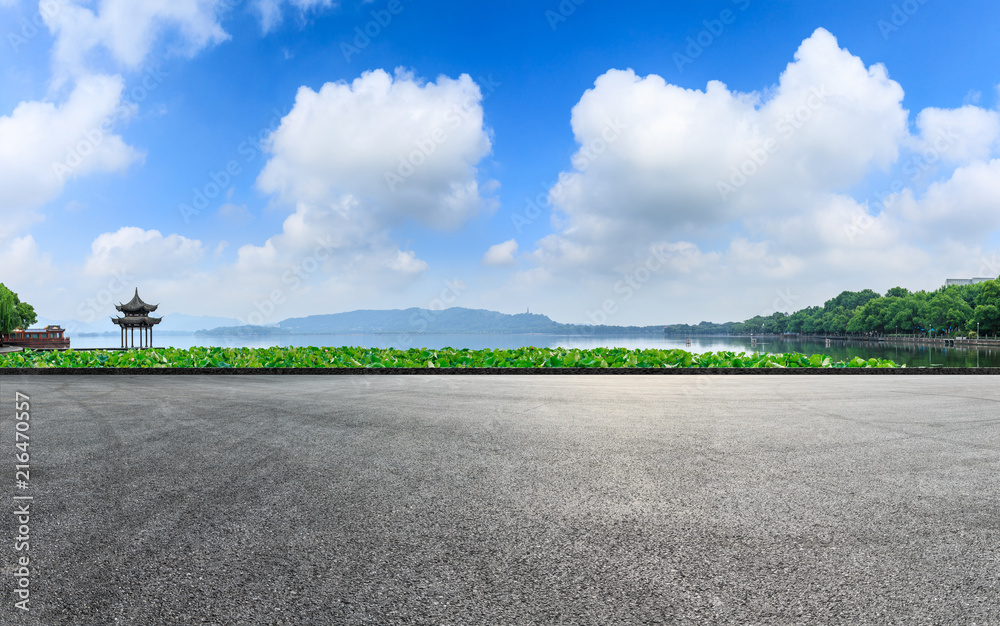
[43,0,230,86]
[0,1,236,243]
[496,27,1000,325]
[0,236,58,285]
[911,106,1000,165]
[257,68,494,231]
[83,227,205,278]
[885,159,1000,242]
[482,239,518,266]
[206,192,434,324]
[189,67,497,321]
[0,74,141,242]
[387,249,429,275]
[549,27,907,241]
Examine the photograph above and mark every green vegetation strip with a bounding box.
[0,347,900,369]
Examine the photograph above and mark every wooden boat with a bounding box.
[1,325,71,349]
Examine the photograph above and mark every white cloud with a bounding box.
[196,193,434,322]
[387,249,429,275]
[912,105,1000,165]
[0,74,141,242]
[0,236,58,285]
[886,159,1000,242]
[487,27,1000,325]
[0,1,235,243]
[83,227,205,278]
[44,0,230,86]
[253,0,334,33]
[178,67,498,322]
[257,68,494,231]
[549,27,908,242]
[482,239,518,266]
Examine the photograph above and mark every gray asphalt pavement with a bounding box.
[1,375,999,624]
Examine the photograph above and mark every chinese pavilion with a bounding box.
[111,289,162,349]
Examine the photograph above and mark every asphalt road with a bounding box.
[1,375,998,625]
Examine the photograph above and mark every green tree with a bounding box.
[973,279,1000,336]
[974,305,1000,336]
[763,311,787,334]
[0,284,37,337]
[824,289,881,313]
[0,286,15,337]
[927,291,972,335]
[975,279,1000,307]
[847,297,891,334]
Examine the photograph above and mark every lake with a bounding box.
[64,333,1000,367]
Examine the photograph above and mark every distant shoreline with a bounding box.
[77,330,670,337]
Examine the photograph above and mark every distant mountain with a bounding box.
[32,315,107,335]
[251,307,666,336]
[34,307,666,338]
[194,325,291,337]
[276,307,568,334]
[157,313,243,333]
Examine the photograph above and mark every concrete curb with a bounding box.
[3,367,1000,374]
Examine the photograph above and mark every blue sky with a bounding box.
[2,0,1000,331]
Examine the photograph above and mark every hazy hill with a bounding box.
[37,307,666,337]
[276,308,566,334]
[158,313,244,332]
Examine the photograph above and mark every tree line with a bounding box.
[665,278,1000,338]
[0,284,38,337]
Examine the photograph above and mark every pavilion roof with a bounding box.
[115,288,159,313]
[111,316,162,326]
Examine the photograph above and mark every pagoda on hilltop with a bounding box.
[111,289,162,349]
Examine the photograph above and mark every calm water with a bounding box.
[64,333,1000,367]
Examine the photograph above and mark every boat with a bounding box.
[1,325,71,349]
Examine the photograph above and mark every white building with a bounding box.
[944,277,994,286]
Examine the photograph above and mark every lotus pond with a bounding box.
[0,346,900,368]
